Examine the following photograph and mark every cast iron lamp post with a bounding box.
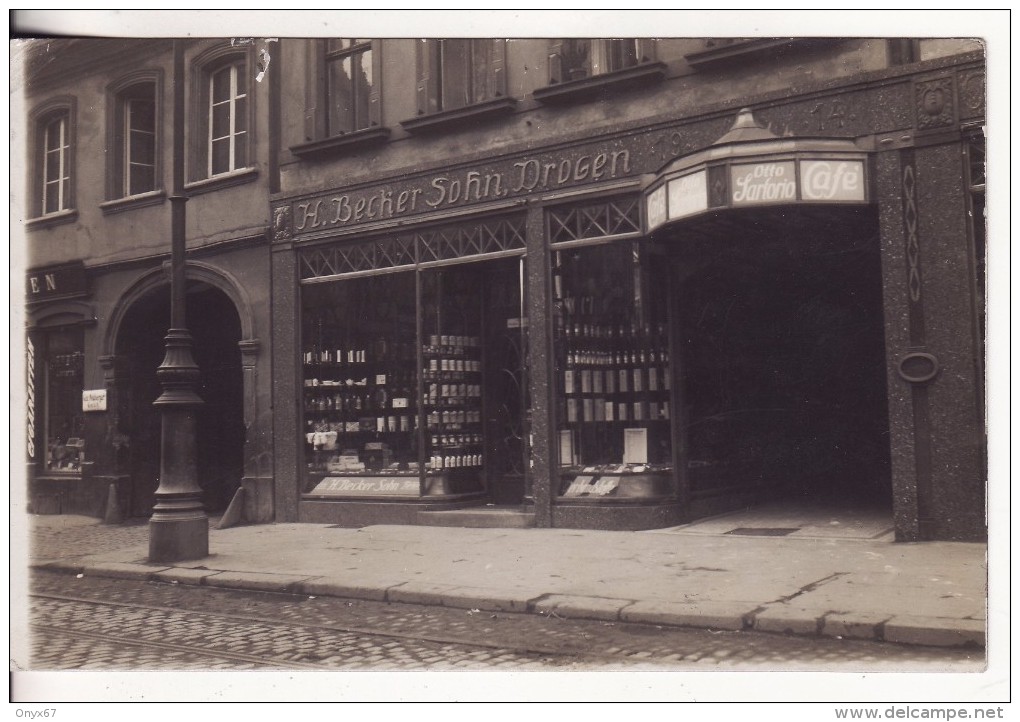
[148,39,208,562]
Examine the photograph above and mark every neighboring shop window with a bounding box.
[31,328,86,474]
[301,273,420,493]
[325,39,379,135]
[966,128,986,344]
[548,39,656,84]
[552,241,673,498]
[415,39,507,115]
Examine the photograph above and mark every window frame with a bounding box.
[290,39,389,159]
[187,44,257,189]
[28,96,77,225]
[400,39,514,134]
[534,39,665,105]
[103,71,165,212]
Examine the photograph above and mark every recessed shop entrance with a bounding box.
[671,208,892,516]
[115,282,244,517]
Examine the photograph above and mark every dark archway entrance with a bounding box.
[115,282,244,517]
[673,208,893,513]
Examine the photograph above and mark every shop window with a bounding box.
[552,241,674,500]
[29,327,86,474]
[301,273,421,495]
[30,99,76,221]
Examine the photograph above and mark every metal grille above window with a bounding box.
[548,195,642,244]
[417,216,525,263]
[299,214,526,281]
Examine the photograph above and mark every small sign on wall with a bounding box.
[82,389,107,412]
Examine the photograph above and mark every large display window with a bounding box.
[552,241,674,499]
[300,256,527,501]
[301,272,422,496]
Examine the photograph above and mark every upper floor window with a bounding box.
[549,39,655,84]
[208,59,248,175]
[326,39,377,135]
[110,80,159,198]
[29,97,76,222]
[41,112,71,214]
[416,39,507,115]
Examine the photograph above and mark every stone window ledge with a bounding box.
[184,167,259,196]
[400,97,517,134]
[533,62,667,104]
[99,189,167,215]
[25,209,78,231]
[290,127,391,160]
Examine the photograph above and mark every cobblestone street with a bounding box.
[25,569,983,672]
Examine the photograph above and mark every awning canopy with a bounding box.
[644,108,872,234]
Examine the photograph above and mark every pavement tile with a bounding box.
[202,571,314,593]
[82,561,170,581]
[620,600,753,631]
[752,604,825,636]
[822,612,890,641]
[296,577,393,601]
[883,616,985,647]
[531,594,630,621]
[150,568,224,585]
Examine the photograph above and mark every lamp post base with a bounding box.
[149,511,209,562]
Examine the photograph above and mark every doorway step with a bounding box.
[416,506,535,529]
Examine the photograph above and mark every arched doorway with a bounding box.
[115,281,244,517]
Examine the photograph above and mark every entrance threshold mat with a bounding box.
[725,527,800,536]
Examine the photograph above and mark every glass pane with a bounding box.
[470,40,491,103]
[301,273,420,497]
[129,163,155,195]
[354,50,372,130]
[608,39,639,71]
[233,131,247,169]
[560,39,591,78]
[45,118,64,151]
[421,258,526,499]
[45,148,60,182]
[211,101,231,139]
[440,39,470,110]
[233,95,247,133]
[129,98,156,133]
[553,241,673,497]
[211,66,231,102]
[44,329,85,473]
[130,129,156,166]
[44,181,60,214]
[327,55,354,134]
[211,137,230,174]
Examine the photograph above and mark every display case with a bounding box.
[552,241,674,499]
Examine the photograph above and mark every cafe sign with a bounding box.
[644,108,870,232]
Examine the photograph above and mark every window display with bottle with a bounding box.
[552,241,674,499]
[301,272,422,496]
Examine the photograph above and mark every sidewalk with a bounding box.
[27,513,987,649]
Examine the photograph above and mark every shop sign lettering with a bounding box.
[800,160,865,201]
[26,337,35,459]
[645,185,667,230]
[730,162,797,205]
[291,148,632,234]
[667,169,708,220]
[25,263,88,301]
[312,476,420,496]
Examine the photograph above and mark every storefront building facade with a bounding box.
[22,39,277,524]
[20,37,986,543]
[271,38,987,541]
